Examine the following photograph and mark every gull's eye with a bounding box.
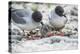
[59,10,62,13]
[59,10,64,14]
[32,11,42,22]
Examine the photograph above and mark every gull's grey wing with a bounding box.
[14,9,30,17]
[11,9,29,24]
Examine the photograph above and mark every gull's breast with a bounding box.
[50,17,66,28]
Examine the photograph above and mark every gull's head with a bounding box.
[32,11,42,22]
[55,6,64,17]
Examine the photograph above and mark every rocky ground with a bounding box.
[9,2,78,53]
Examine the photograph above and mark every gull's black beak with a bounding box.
[63,14,66,17]
[40,22,44,26]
